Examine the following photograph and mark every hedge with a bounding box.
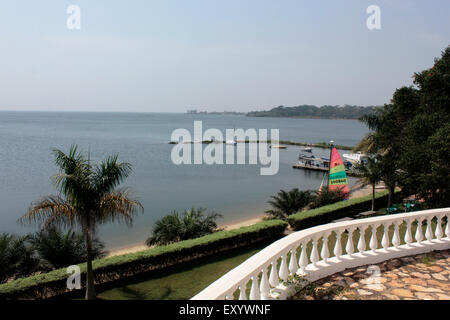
[287,191,390,230]
[0,219,287,300]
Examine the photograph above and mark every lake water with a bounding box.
[0,111,368,249]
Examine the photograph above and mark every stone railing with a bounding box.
[192,208,450,300]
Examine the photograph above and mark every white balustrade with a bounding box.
[192,208,450,300]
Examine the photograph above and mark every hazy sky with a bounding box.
[0,0,449,113]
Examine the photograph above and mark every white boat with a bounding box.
[301,147,312,152]
[225,140,237,145]
[342,151,368,164]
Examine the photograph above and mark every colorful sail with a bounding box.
[328,147,349,199]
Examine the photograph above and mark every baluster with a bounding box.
[381,223,390,250]
[346,228,354,256]
[445,214,450,238]
[370,224,378,252]
[249,276,260,300]
[357,226,367,253]
[298,242,308,274]
[392,222,400,248]
[269,261,279,288]
[279,255,289,281]
[239,282,247,300]
[289,248,298,274]
[425,217,433,241]
[334,230,342,259]
[259,267,270,300]
[404,219,413,245]
[321,233,330,263]
[415,218,423,243]
[311,237,319,266]
[435,215,444,240]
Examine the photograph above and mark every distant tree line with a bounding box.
[247,105,379,119]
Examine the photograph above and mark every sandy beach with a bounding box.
[108,183,385,257]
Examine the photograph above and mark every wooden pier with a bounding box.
[292,163,357,177]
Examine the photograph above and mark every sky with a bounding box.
[0,0,449,113]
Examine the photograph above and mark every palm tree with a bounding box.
[354,157,382,211]
[20,145,143,300]
[146,207,222,246]
[0,233,39,283]
[265,189,314,220]
[30,227,107,270]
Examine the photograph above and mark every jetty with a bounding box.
[292,163,358,177]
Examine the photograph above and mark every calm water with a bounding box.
[0,111,368,249]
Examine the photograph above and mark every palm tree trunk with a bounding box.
[371,182,375,211]
[387,184,395,209]
[84,218,96,300]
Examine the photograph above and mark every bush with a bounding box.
[287,191,389,230]
[146,207,222,246]
[265,189,315,220]
[309,189,347,209]
[0,219,287,300]
[30,227,107,270]
[0,234,40,284]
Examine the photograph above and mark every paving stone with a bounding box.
[402,278,427,286]
[391,289,414,298]
[388,280,405,288]
[408,285,444,293]
[436,293,450,300]
[382,294,400,300]
[410,272,432,279]
[415,292,435,300]
[364,284,386,292]
[426,266,444,272]
[357,289,373,296]
[431,273,448,281]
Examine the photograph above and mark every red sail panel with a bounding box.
[328,147,349,199]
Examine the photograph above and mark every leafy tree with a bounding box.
[265,189,315,220]
[20,145,143,300]
[0,233,39,283]
[353,157,383,211]
[357,46,450,208]
[30,227,107,270]
[146,207,222,246]
[309,188,347,209]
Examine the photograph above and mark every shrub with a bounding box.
[287,191,389,230]
[265,189,315,220]
[0,233,40,284]
[30,227,107,270]
[309,188,347,209]
[146,207,222,246]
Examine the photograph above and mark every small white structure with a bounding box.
[192,208,450,300]
[343,151,368,164]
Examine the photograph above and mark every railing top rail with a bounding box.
[192,207,449,300]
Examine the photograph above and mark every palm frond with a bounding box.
[98,189,143,226]
[19,196,76,228]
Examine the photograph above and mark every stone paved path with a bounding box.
[291,250,450,300]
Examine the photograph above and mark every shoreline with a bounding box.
[107,184,383,257]
[107,214,266,257]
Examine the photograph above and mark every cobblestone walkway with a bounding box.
[291,250,450,300]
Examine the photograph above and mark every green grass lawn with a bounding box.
[93,242,270,300]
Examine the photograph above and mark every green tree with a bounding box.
[30,227,107,270]
[265,189,315,220]
[353,157,383,211]
[357,46,450,208]
[146,207,222,246]
[309,188,346,209]
[20,145,143,300]
[0,233,39,283]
